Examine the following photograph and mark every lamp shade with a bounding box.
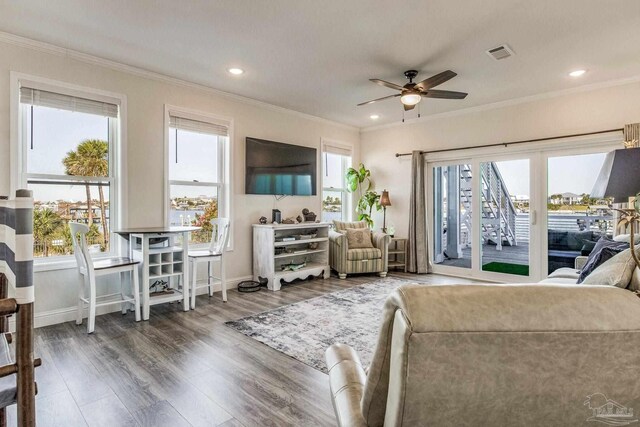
[380,190,392,207]
[591,147,640,202]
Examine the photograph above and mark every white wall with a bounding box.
[0,37,360,326]
[360,80,640,240]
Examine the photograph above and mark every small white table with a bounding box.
[115,226,200,320]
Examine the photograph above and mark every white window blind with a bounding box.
[19,87,118,118]
[323,144,352,157]
[169,115,228,137]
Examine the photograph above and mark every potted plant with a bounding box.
[346,163,381,228]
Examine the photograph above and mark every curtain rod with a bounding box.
[394,128,624,157]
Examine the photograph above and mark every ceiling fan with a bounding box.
[357,70,468,112]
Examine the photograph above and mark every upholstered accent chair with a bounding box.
[329,220,390,279]
[326,284,640,426]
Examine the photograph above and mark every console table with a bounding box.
[253,222,331,291]
[115,226,200,320]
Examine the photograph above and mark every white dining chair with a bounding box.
[69,222,141,333]
[188,218,230,309]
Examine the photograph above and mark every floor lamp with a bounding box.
[380,190,391,234]
[591,147,640,270]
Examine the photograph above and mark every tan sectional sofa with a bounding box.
[326,284,640,426]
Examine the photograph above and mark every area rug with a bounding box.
[225,277,416,374]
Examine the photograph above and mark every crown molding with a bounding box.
[0,31,359,132]
[361,74,640,133]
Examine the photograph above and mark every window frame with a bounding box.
[321,140,353,222]
[10,72,126,271]
[164,105,233,250]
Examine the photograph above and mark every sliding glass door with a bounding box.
[479,159,531,277]
[546,152,614,274]
[432,163,473,270]
[428,135,621,282]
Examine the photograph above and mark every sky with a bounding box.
[27,106,219,202]
[495,153,606,197]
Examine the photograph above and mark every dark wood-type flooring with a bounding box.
[8,272,475,427]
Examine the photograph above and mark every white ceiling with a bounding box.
[2,0,640,128]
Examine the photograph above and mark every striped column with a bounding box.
[0,189,34,304]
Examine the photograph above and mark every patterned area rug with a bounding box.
[225,277,416,373]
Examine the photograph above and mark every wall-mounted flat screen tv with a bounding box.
[245,137,317,195]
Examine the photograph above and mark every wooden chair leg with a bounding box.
[88,275,97,334]
[207,262,213,297]
[76,274,85,325]
[221,258,227,303]
[120,271,128,315]
[132,268,141,322]
[190,260,197,310]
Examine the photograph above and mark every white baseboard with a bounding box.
[11,275,253,330]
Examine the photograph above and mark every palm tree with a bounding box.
[33,209,63,257]
[62,139,109,246]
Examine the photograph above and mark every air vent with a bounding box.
[486,44,515,61]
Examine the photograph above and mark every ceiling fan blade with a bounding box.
[370,79,404,91]
[415,70,457,91]
[422,89,468,99]
[403,103,416,111]
[357,94,400,106]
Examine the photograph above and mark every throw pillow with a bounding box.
[582,248,638,288]
[345,227,374,249]
[567,231,593,251]
[577,247,624,283]
[613,234,640,243]
[577,237,629,283]
[333,220,367,232]
[629,267,640,291]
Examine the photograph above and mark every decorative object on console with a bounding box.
[272,209,281,223]
[380,189,392,233]
[259,216,267,224]
[296,215,303,223]
[282,217,295,224]
[591,147,640,272]
[302,208,317,222]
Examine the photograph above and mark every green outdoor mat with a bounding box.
[482,261,529,276]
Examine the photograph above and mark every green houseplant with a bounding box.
[346,163,381,228]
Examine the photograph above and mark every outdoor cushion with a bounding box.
[547,230,568,250]
[566,231,593,251]
[333,220,367,232]
[347,248,382,261]
[345,228,374,249]
[0,334,15,409]
[583,248,637,288]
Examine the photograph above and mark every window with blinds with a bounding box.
[18,84,120,259]
[322,144,352,222]
[168,112,229,245]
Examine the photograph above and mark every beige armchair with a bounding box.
[329,220,390,279]
[326,284,640,426]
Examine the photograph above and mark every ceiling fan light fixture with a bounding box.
[400,93,421,106]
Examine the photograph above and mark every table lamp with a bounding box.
[591,147,640,269]
[380,190,392,234]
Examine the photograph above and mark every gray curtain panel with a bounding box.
[406,151,431,273]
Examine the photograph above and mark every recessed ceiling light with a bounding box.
[569,69,586,77]
[370,114,380,120]
[228,68,244,75]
